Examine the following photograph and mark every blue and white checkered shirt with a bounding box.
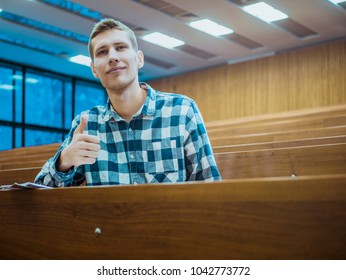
[35,83,221,187]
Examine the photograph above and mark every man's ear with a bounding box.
[137,50,144,69]
[90,62,99,78]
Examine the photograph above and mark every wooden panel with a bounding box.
[0,153,56,164]
[0,160,46,170]
[212,135,346,153]
[149,40,346,121]
[0,167,42,185]
[208,115,346,138]
[0,143,59,157]
[0,176,346,260]
[0,144,59,163]
[210,126,346,146]
[206,104,346,129]
[214,143,346,179]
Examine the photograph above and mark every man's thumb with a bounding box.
[74,115,88,135]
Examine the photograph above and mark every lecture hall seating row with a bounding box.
[0,174,345,259]
[0,105,346,184]
[0,105,346,259]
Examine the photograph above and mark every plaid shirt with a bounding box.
[35,83,221,187]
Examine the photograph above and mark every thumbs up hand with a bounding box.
[73,114,88,135]
[57,115,100,172]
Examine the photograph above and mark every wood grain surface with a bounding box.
[1,175,345,260]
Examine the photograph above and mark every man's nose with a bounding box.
[108,48,120,63]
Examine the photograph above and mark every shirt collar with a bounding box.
[140,82,156,117]
[101,82,156,123]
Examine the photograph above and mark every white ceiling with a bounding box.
[0,0,345,82]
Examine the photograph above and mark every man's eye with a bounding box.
[97,50,107,55]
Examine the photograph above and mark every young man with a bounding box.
[35,18,221,187]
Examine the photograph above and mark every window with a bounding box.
[0,67,15,122]
[64,81,73,129]
[15,128,22,148]
[25,129,63,147]
[25,71,64,128]
[74,81,107,116]
[0,126,12,151]
[0,61,104,150]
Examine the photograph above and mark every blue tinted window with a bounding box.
[14,71,23,122]
[64,81,73,129]
[15,128,22,148]
[0,126,12,150]
[0,67,14,121]
[1,62,102,150]
[25,129,62,147]
[25,72,63,128]
[74,81,106,116]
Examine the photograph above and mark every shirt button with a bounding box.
[130,153,135,159]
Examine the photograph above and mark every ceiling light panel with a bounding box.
[328,0,346,4]
[69,55,91,66]
[228,1,317,39]
[189,19,233,37]
[328,0,346,9]
[242,2,288,22]
[133,0,262,52]
[142,32,185,49]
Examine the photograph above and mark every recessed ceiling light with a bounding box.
[243,2,288,23]
[26,78,39,84]
[0,84,16,90]
[328,0,346,4]
[142,32,185,49]
[11,75,39,84]
[189,19,233,36]
[69,55,91,66]
[12,74,23,80]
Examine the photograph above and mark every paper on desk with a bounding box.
[0,182,52,190]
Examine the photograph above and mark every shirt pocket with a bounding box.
[146,139,180,183]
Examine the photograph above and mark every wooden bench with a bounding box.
[207,114,346,138]
[213,135,346,153]
[210,125,346,146]
[1,106,345,182]
[1,175,345,259]
[0,143,59,164]
[214,143,346,179]
[0,167,42,185]
[205,104,346,130]
[0,153,56,169]
[0,143,60,158]
[0,143,59,172]
[0,160,47,170]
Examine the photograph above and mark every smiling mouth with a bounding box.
[107,67,126,74]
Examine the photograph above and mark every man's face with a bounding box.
[90,29,143,92]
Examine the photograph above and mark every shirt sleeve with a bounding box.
[34,115,86,187]
[183,101,222,181]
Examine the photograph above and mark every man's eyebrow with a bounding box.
[95,42,128,52]
[114,41,129,46]
[94,45,107,53]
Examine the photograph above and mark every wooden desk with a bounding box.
[1,175,346,260]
